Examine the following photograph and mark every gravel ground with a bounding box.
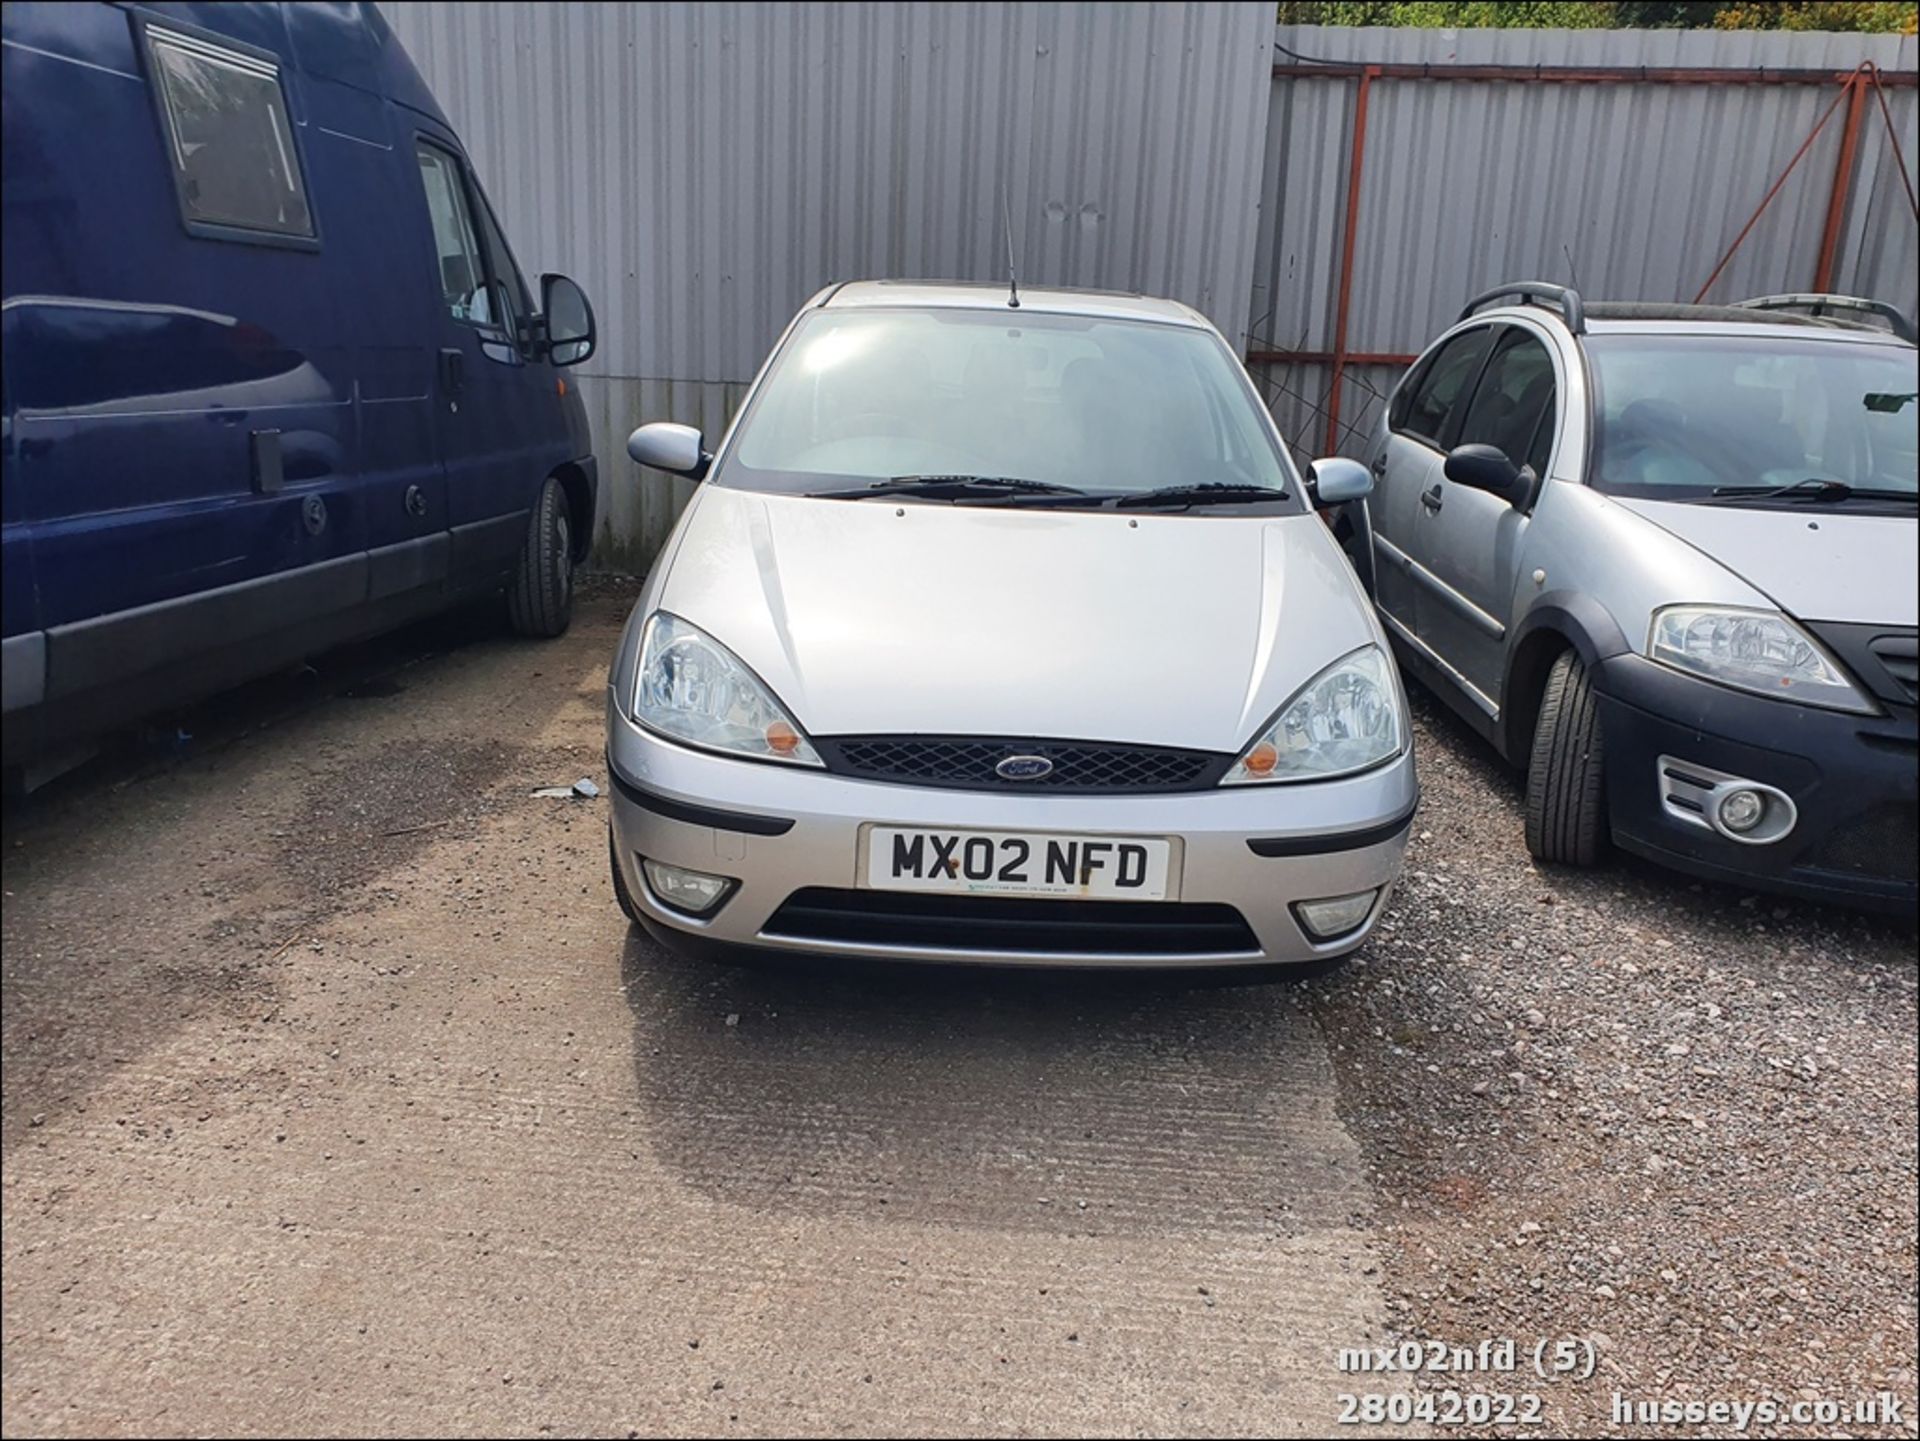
[2,580,1915,1438]
[1308,691,1919,1437]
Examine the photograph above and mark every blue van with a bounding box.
[1,1,598,766]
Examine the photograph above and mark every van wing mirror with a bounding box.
[627,422,710,479]
[540,273,595,366]
[1444,443,1533,508]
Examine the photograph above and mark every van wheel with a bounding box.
[609,824,643,924]
[507,477,573,638]
[1524,649,1608,866]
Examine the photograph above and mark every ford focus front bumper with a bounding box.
[606,700,1418,968]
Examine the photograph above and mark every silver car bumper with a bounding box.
[607,701,1416,968]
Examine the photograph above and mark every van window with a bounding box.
[146,26,313,239]
[471,188,533,346]
[415,143,494,327]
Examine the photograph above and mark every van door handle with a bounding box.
[1370,454,1389,477]
[438,347,465,397]
[1420,484,1444,512]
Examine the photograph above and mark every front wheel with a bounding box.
[507,477,574,638]
[1524,649,1608,866]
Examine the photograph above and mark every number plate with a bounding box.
[863,826,1175,900]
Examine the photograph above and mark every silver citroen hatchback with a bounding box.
[1346,285,1916,917]
[604,281,1416,969]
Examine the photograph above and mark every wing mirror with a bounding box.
[1444,443,1536,508]
[539,273,595,366]
[1306,456,1373,507]
[627,422,710,479]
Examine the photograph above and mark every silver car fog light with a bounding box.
[642,858,737,915]
[1293,889,1379,941]
[1657,756,1798,846]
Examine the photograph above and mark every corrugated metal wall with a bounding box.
[1252,25,1920,465]
[378,0,1277,569]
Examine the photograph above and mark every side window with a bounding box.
[1456,330,1557,472]
[416,143,492,327]
[470,188,533,345]
[1398,328,1491,446]
[145,24,313,240]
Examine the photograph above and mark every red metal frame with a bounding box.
[1271,60,1917,87]
[1254,53,1920,455]
[1692,69,1859,303]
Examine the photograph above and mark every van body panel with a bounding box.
[0,0,596,763]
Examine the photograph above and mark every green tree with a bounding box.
[1275,0,1915,27]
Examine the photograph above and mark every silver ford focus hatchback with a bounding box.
[605,281,1415,969]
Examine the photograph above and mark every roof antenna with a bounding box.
[1562,241,1580,292]
[1001,185,1020,310]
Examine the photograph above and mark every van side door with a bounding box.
[7,7,364,706]
[409,130,550,592]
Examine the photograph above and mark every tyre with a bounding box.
[507,476,574,638]
[1524,649,1608,866]
[609,824,643,924]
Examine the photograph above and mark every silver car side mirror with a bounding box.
[1308,457,1373,506]
[628,422,709,478]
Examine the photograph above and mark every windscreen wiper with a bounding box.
[808,474,1092,501]
[1112,482,1289,509]
[1707,478,1916,505]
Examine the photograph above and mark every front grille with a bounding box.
[1869,635,1919,703]
[762,888,1260,956]
[1804,622,1917,709]
[1806,803,1920,882]
[814,736,1230,793]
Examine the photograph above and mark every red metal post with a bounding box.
[1325,65,1378,456]
[1815,67,1870,292]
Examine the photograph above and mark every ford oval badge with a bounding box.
[995,754,1054,781]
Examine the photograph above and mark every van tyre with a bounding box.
[609,824,643,924]
[507,477,574,638]
[1525,649,1608,867]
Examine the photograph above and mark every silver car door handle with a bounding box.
[1420,484,1443,512]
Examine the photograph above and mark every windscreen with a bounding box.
[723,308,1296,498]
[1587,334,1918,500]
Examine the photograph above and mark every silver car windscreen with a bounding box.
[1585,334,1919,501]
[720,308,1296,499]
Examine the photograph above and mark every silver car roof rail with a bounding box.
[1458,282,1585,335]
[1733,293,1917,344]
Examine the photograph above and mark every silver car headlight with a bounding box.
[633,611,823,765]
[1648,605,1872,714]
[1222,645,1405,785]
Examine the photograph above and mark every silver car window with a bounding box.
[1456,330,1556,473]
[1587,335,1918,499]
[724,309,1294,498]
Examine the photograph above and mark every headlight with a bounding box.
[633,611,823,765]
[1648,605,1871,713]
[1223,645,1404,785]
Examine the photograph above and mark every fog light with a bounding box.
[641,858,735,915]
[1294,889,1379,940]
[1717,788,1766,834]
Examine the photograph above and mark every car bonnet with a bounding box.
[1613,498,1918,627]
[650,485,1378,752]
